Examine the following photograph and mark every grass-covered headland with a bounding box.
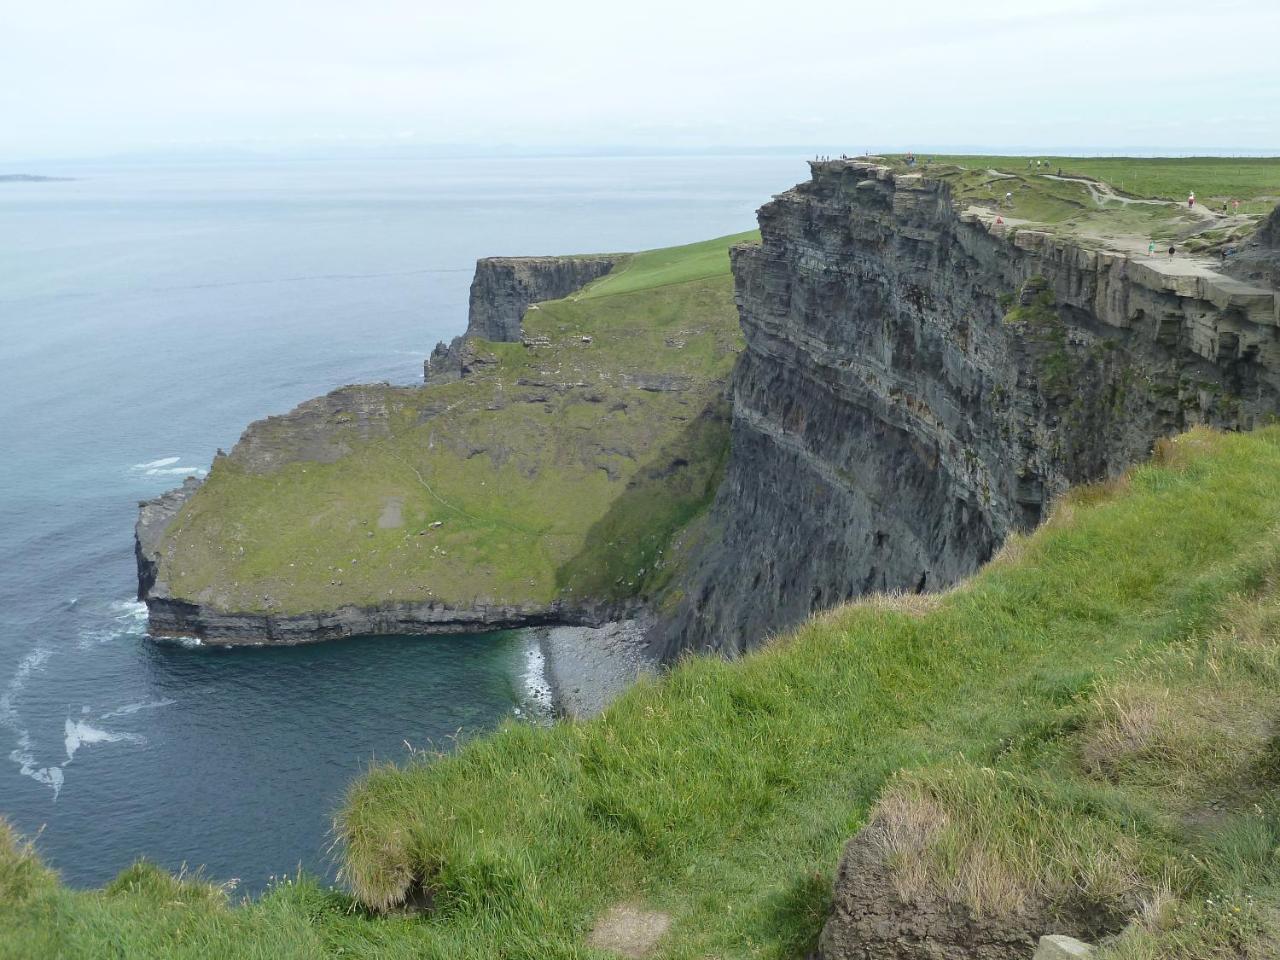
[150,232,754,619]
[8,426,1280,957]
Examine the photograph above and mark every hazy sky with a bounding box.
[4,0,1278,160]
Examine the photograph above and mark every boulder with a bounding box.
[1033,934,1095,959]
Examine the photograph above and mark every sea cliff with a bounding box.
[653,160,1280,657]
[135,236,748,645]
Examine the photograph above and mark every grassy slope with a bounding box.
[154,232,755,615]
[9,426,1280,958]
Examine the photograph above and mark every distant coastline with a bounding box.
[0,174,75,183]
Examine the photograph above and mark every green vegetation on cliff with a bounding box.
[151,232,755,616]
[885,154,1278,251]
[9,426,1280,957]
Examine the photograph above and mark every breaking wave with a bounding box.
[131,457,206,478]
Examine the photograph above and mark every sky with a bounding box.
[3,0,1278,161]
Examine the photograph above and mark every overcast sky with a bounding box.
[4,0,1277,161]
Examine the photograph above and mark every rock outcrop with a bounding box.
[1228,203,1280,291]
[817,823,1114,960]
[426,255,616,382]
[653,160,1280,657]
[135,476,202,601]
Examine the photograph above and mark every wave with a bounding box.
[133,456,181,470]
[111,599,147,620]
[515,634,554,722]
[78,599,151,649]
[145,465,206,477]
[100,698,175,719]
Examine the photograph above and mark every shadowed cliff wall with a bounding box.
[654,161,1280,657]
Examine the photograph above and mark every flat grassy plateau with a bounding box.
[886,154,1280,254]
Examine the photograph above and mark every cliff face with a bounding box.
[654,161,1280,657]
[1229,203,1280,291]
[426,255,616,382]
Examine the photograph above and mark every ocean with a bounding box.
[0,151,801,891]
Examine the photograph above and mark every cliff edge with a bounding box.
[654,160,1280,657]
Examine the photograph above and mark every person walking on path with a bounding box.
[1233,199,1241,214]
[1188,191,1195,208]
[1168,245,1176,258]
[1148,240,1156,257]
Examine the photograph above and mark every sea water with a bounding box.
[0,151,801,890]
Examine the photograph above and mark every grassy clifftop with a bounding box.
[149,233,755,617]
[882,154,1279,254]
[10,426,1280,957]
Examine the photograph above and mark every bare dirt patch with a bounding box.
[376,495,404,529]
[586,903,672,958]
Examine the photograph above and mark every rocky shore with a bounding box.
[534,617,655,718]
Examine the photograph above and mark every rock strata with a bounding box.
[142,593,631,646]
[653,160,1280,657]
[426,255,616,382]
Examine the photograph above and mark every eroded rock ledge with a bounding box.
[654,160,1280,657]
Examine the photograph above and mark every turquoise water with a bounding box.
[0,152,800,890]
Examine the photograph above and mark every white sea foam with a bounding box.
[517,633,554,722]
[0,648,52,725]
[101,698,175,719]
[63,719,145,763]
[110,599,148,622]
[1,650,66,798]
[133,456,181,469]
[145,465,206,477]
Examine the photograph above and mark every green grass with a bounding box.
[911,155,1280,206]
[153,232,755,615]
[13,425,1280,957]
[881,154,1280,247]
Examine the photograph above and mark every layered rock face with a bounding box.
[654,161,1280,657]
[426,255,616,382]
[1229,203,1280,291]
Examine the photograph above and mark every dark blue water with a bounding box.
[0,152,800,891]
